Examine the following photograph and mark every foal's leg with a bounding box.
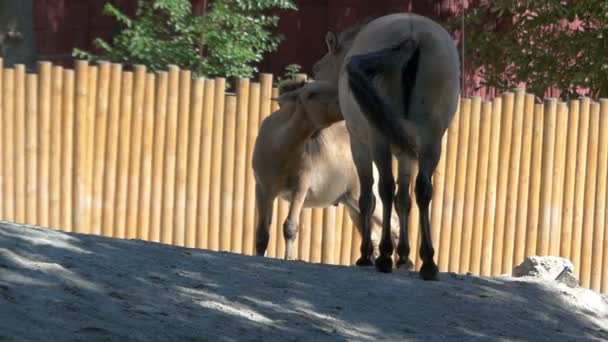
[349,137,375,266]
[371,139,397,273]
[255,183,275,256]
[395,154,415,270]
[343,198,380,262]
[416,144,441,280]
[283,183,308,260]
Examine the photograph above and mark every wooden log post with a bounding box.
[137,73,156,241]
[570,98,590,276]
[438,99,461,272]
[512,94,536,268]
[449,98,471,272]
[114,70,134,239]
[172,69,191,246]
[183,76,205,248]
[559,99,580,261]
[501,90,525,274]
[14,64,26,224]
[469,101,492,274]
[100,64,123,237]
[600,99,608,293]
[580,101,600,288]
[590,99,608,291]
[219,94,237,251]
[480,97,503,276]
[548,102,569,257]
[321,207,336,264]
[126,66,147,240]
[231,78,250,254]
[243,82,261,255]
[73,61,94,234]
[149,71,168,242]
[537,99,558,256]
[491,92,514,275]
[3,68,15,222]
[38,62,53,227]
[90,62,110,236]
[459,96,481,273]
[524,103,545,257]
[49,65,65,229]
[160,66,180,244]
[207,78,226,250]
[192,78,215,249]
[60,70,74,231]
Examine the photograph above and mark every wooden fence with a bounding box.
[1,59,607,293]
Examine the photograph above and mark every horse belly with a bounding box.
[303,168,350,208]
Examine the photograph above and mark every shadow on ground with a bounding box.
[1,221,607,341]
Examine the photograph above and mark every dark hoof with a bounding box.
[396,258,414,270]
[419,262,439,281]
[355,257,373,267]
[375,255,393,273]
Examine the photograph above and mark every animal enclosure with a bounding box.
[1,59,607,293]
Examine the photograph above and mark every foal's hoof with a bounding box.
[419,262,439,281]
[355,257,374,267]
[375,255,393,273]
[396,258,414,270]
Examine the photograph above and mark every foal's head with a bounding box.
[276,80,343,129]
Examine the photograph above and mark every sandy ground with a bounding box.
[1,221,608,342]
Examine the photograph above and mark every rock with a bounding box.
[513,256,578,287]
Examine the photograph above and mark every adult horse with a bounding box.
[313,13,460,280]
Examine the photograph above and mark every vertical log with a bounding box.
[172,69,191,246]
[149,71,168,242]
[90,62,111,236]
[137,73,156,241]
[14,65,26,224]
[184,77,205,247]
[231,78,250,253]
[243,82,261,255]
[207,78,226,250]
[480,97,503,276]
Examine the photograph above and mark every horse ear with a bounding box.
[325,31,338,53]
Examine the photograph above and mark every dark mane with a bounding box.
[278,80,306,95]
[336,16,378,47]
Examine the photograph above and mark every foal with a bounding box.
[252,80,399,261]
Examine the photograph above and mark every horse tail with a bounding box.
[346,38,421,157]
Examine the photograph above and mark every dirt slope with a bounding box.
[1,222,607,341]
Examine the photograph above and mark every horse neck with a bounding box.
[281,107,318,150]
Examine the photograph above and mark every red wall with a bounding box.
[35,0,491,96]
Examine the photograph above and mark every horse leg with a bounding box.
[342,197,380,262]
[371,138,396,273]
[255,183,275,256]
[283,183,308,260]
[349,137,375,266]
[416,144,441,280]
[395,154,415,270]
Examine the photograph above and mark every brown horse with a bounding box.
[313,13,460,280]
[252,80,399,261]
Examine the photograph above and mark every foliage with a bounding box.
[275,63,302,85]
[73,0,297,79]
[447,0,608,99]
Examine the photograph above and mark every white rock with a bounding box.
[513,256,577,285]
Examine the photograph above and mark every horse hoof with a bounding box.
[396,258,414,270]
[375,255,393,273]
[419,262,439,281]
[355,257,373,267]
